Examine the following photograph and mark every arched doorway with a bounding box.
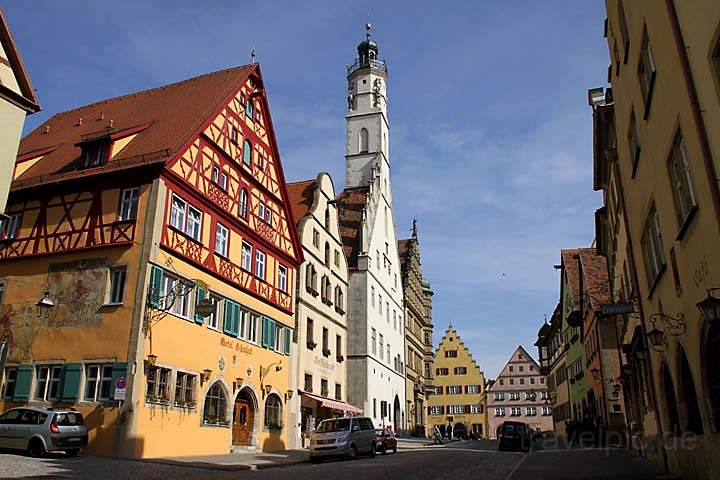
[662,363,681,436]
[233,387,257,446]
[705,321,720,432]
[679,348,704,434]
[393,396,400,432]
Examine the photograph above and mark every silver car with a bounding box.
[309,417,377,462]
[0,407,88,457]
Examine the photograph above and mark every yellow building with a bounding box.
[426,326,487,439]
[0,64,304,458]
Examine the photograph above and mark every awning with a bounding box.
[300,391,363,414]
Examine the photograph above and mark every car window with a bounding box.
[360,418,374,431]
[351,418,360,431]
[54,412,85,426]
[501,424,517,433]
[20,410,48,425]
[0,409,23,424]
[315,418,350,433]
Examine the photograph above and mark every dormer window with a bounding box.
[83,144,108,168]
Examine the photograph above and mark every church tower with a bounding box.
[345,23,390,197]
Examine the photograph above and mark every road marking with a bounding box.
[503,453,527,480]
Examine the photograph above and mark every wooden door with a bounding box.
[233,399,253,445]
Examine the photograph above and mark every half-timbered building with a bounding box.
[0,64,303,458]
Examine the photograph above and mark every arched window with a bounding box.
[264,393,282,429]
[243,140,252,166]
[359,128,369,153]
[707,321,720,432]
[203,382,227,425]
[679,348,704,434]
[239,189,248,218]
[662,364,681,436]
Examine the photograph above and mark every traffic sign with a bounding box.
[116,376,127,389]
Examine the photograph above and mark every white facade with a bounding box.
[343,37,406,431]
[287,173,349,449]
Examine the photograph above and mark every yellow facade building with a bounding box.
[426,326,487,439]
[0,64,304,458]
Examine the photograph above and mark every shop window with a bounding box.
[175,372,196,407]
[203,382,228,426]
[264,394,283,430]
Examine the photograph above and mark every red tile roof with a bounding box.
[578,249,611,310]
[0,8,40,113]
[561,248,581,309]
[285,179,317,226]
[337,187,369,269]
[14,65,255,190]
[397,239,409,263]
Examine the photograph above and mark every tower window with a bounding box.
[359,128,369,153]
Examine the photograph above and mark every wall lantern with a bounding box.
[35,291,55,318]
[235,377,244,386]
[203,369,213,382]
[146,354,158,366]
[697,288,720,323]
[646,327,667,349]
[285,389,294,401]
[264,384,273,395]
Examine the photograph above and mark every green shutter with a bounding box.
[149,266,163,308]
[261,316,270,348]
[269,320,277,351]
[194,287,206,324]
[223,301,234,336]
[283,327,291,355]
[227,301,240,336]
[111,363,128,400]
[60,363,83,402]
[13,365,33,402]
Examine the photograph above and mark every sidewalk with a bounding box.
[144,449,309,471]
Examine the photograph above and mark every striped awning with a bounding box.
[301,390,363,414]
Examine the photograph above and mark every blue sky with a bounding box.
[4,0,608,378]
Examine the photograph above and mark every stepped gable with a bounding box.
[286,178,317,226]
[436,326,484,376]
[337,186,369,269]
[578,249,611,310]
[15,65,255,189]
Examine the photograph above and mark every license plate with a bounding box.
[68,437,83,443]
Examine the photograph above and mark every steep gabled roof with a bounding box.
[578,248,611,311]
[488,345,541,388]
[560,248,581,308]
[337,186,369,269]
[0,8,40,113]
[286,179,317,226]
[15,64,255,190]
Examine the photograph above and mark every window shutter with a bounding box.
[149,266,163,307]
[60,363,83,402]
[12,365,33,402]
[194,287,206,324]
[261,317,270,348]
[269,319,277,350]
[283,327,291,355]
[464,385,468,394]
[232,302,240,336]
[111,363,128,400]
[223,302,235,336]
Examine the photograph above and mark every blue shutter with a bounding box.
[13,365,33,402]
[194,287,206,324]
[111,363,128,400]
[149,266,163,308]
[60,363,83,402]
[283,327,291,355]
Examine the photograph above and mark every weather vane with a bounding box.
[365,16,372,41]
[251,48,256,63]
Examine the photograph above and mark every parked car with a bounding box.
[309,417,376,462]
[0,407,88,457]
[374,428,397,454]
[497,421,533,452]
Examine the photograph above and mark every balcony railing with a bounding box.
[347,58,388,75]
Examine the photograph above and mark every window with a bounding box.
[321,379,328,397]
[638,30,657,113]
[495,408,506,417]
[467,385,480,394]
[162,274,191,318]
[255,250,266,279]
[641,205,665,289]
[146,366,171,402]
[83,145,107,168]
[207,294,221,330]
[470,404,483,414]
[170,196,187,231]
[436,368,449,376]
[527,407,537,416]
[445,350,458,358]
[170,195,202,241]
[324,242,330,266]
[107,267,127,304]
[335,383,342,400]
[304,374,313,392]
[447,385,462,395]
[429,405,444,416]
[264,394,282,429]
[667,131,697,229]
[335,286,344,312]
[617,1,630,63]
[230,126,239,145]
[379,334,384,360]
[2,367,17,398]
[278,265,288,292]
[454,367,467,375]
[371,328,376,355]
[174,372,196,407]
[322,327,330,356]
[359,128,369,153]
[239,189,249,218]
[542,405,552,416]
[34,365,62,401]
[3,213,21,239]
[449,405,464,415]
[628,111,641,175]
[334,250,340,266]
[243,140,252,166]
[305,263,317,294]
[306,317,318,348]
[336,335,342,360]
[509,366,514,372]
[119,187,139,221]
[84,364,113,402]
[494,392,505,401]
[203,382,228,425]
[312,228,319,247]
[510,392,520,401]
[241,242,253,271]
[386,344,390,364]
[373,398,377,418]
[215,223,229,257]
[705,321,720,431]
[246,312,259,343]
[520,378,525,385]
[246,100,254,119]
[511,407,522,416]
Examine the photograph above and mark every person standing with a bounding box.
[433,425,444,445]
[446,422,453,440]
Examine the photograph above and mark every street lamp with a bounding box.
[35,291,54,318]
[697,288,720,323]
[646,327,666,349]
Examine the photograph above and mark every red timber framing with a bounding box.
[160,65,302,315]
[0,191,136,259]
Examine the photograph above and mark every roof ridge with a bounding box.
[48,64,254,120]
[286,178,317,185]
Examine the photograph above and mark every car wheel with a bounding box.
[369,443,376,457]
[28,439,45,458]
[66,449,80,458]
[346,444,357,460]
